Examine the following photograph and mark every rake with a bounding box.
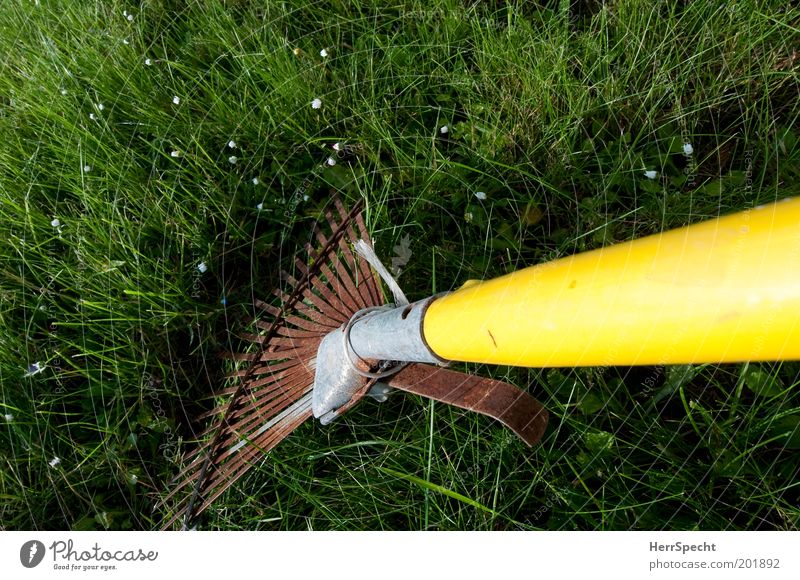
[162,196,800,529]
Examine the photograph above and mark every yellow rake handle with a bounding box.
[424,197,800,367]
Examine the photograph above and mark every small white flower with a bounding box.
[51,218,60,227]
[123,10,127,16]
[97,103,104,111]
[256,202,263,211]
[302,194,309,202]
[440,125,449,134]
[683,143,694,155]
[474,191,487,200]
[228,140,236,149]
[172,95,180,105]
[311,98,322,109]
[60,89,67,95]
[326,156,336,166]
[320,48,328,58]
[644,170,658,179]
[170,150,181,157]
[197,262,208,273]
[332,142,341,151]
[4,413,13,422]
[292,48,302,56]
[83,165,91,172]
[49,457,61,468]
[127,13,134,22]
[123,39,130,45]
[89,113,96,120]
[144,58,152,66]
[129,474,138,484]
[228,156,237,164]
[252,177,259,185]
[25,362,44,376]
[464,212,473,222]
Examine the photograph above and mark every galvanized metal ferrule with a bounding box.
[345,296,447,365]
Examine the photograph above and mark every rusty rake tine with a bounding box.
[315,227,331,255]
[249,350,292,364]
[316,259,362,314]
[242,365,313,401]
[354,209,372,247]
[198,365,307,419]
[239,332,269,345]
[177,293,310,526]
[280,313,337,332]
[220,351,258,362]
[255,315,322,333]
[336,196,366,228]
[342,221,383,306]
[303,241,320,262]
[194,404,312,506]
[228,365,311,411]
[194,415,243,442]
[271,286,334,327]
[324,206,343,238]
[251,303,337,332]
[261,339,319,357]
[162,456,206,499]
[194,354,306,467]
[304,240,321,264]
[226,356,305,382]
[223,370,314,426]
[241,359,302,377]
[194,408,313,515]
[308,216,352,267]
[234,347,290,363]
[257,346,317,367]
[219,384,313,456]
[298,259,358,310]
[169,197,374,527]
[254,299,282,317]
[276,275,349,323]
[255,336,308,349]
[221,385,312,442]
[275,325,326,339]
[162,445,226,505]
[327,223,369,308]
[293,256,311,278]
[244,380,311,409]
[336,231,375,309]
[196,400,235,421]
[177,321,280,512]
[302,240,354,299]
[225,404,313,469]
[163,455,215,500]
[333,196,350,224]
[350,212,384,306]
[235,366,313,409]
[292,301,340,328]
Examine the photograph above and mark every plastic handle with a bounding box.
[423,198,800,367]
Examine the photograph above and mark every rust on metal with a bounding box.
[160,197,550,530]
[386,364,549,447]
[159,198,385,530]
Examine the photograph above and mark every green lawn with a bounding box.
[1,0,799,530]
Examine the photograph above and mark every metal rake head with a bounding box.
[160,198,385,529]
[159,197,548,529]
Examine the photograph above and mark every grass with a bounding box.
[0,0,799,531]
